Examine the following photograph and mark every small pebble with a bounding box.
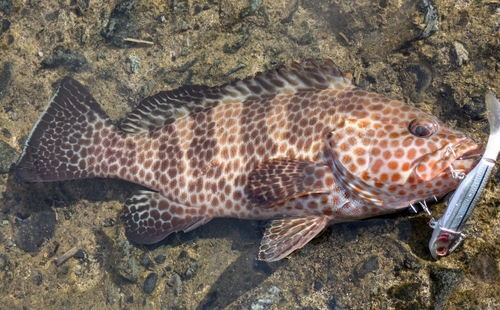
[127,55,141,74]
[177,250,187,260]
[154,254,166,264]
[2,220,8,226]
[143,272,158,294]
[452,41,469,66]
[74,264,82,276]
[141,253,155,269]
[184,259,198,279]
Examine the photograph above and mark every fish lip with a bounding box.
[451,137,484,161]
[456,146,484,160]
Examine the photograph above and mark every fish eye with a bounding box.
[408,118,437,138]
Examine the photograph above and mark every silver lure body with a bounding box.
[429,91,500,260]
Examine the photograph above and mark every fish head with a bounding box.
[324,96,483,209]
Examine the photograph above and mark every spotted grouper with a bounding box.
[15,60,483,261]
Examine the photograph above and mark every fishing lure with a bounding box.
[429,90,500,259]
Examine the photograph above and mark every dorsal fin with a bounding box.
[121,59,352,135]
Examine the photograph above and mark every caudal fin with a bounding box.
[16,76,116,182]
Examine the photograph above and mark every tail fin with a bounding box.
[16,76,116,182]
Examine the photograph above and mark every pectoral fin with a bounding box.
[245,159,333,208]
[258,216,330,261]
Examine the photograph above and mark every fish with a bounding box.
[15,60,483,262]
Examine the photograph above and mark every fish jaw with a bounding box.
[415,136,483,181]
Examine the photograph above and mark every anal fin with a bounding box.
[122,190,210,244]
[258,216,330,262]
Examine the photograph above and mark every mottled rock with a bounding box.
[126,55,141,74]
[41,46,90,73]
[183,259,198,279]
[143,273,158,294]
[140,253,154,269]
[417,0,439,39]
[250,285,280,310]
[355,256,379,279]
[388,282,421,301]
[1,19,10,32]
[154,254,166,264]
[399,63,433,103]
[451,41,469,67]
[100,0,140,48]
[117,255,139,282]
[469,253,498,284]
[429,266,463,310]
[0,140,17,173]
[13,210,56,253]
[0,62,13,100]
[0,0,12,15]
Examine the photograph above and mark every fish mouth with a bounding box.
[448,138,483,173]
[416,137,483,181]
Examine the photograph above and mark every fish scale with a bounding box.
[15,60,482,261]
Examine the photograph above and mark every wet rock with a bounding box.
[451,41,469,67]
[41,46,90,73]
[137,79,156,102]
[280,0,299,24]
[313,280,322,291]
[183,258,198,280]
[126,55,141,74]
[33,272,42,286]
[223,27,250,54]
[240,0,263,18]
[161,273,182,308]
[417,0,439,39]
[388,282,421,301]
[462,96,486,121]
[177,250,187,260]
[1,18,10,32]
[0,0,12,15]
[218,0,248,30]
[326,296,345,310]
[171,0,189,13]
[286,21,313,46]
[250,285,281,310]
[355,256,379,279]
[429,266,463,310]
[154,254,166,264]
[143,272,158,294]
[402,254,421,271]
[100,0,140,48]
[2,128,11,138]
[399,63,433,103]
[101,218,115,227]
[252,260,273,275]
[140,253,154,270]
[469,253,498,284]
[74,264,82,276]
[0,62,13,100]
[13,210,56,253]
[117,255,139,282]
[0,140,17,173]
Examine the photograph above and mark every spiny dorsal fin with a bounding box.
[121,59,352,135]
[258,216,330,261]
[245,158,334,208]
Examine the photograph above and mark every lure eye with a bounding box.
[408,118,438,138]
